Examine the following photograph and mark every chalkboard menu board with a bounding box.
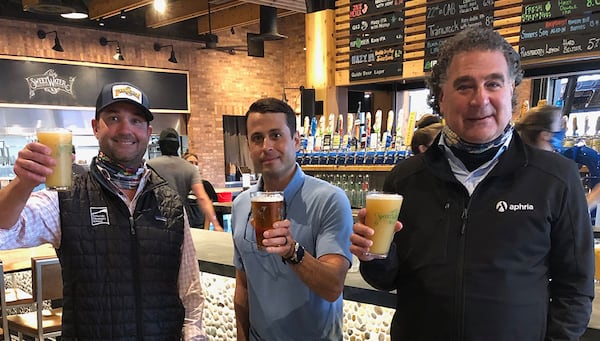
[424,0,495,71]
[349,0,405,81]
[519,0,600,62]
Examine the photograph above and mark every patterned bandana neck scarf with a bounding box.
[95,152,144,190]
[442,124,513,154]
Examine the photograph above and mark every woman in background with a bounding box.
[183,152,223,229]
[514,105,563,152]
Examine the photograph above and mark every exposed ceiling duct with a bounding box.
[250,5,287,42]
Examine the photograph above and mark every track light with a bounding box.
[37,30,64,52]
[230,27,235,35]
[153,43,178,64]
[99,37,124,61]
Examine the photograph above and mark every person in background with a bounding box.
[0,81,205,340]
[350,27,593,340]
[71,145,87,175]
[515,105,600,213]
[183,152,223,229]
[148,129,223,232]
[514,104,563,152]
[232,97,353,340]
[410,122,443,154]
[415,113,441,129]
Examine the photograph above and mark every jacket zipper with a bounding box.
[129,215,143,340]
[455,206,468,341]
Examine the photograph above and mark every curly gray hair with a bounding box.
[426,27,524,115]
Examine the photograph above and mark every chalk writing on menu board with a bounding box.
[350,30,404,50]
[350,62,403,81]
[423,0,495,71]
[519,0,600,61]
[349,0,405,81]
[519,33,600,59]
[426,0,494,22]
[350,12,404,35]
[350,0,404,18]
[520,12,600,42]
[521,0,600,24]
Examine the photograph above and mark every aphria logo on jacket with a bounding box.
[496,201,534,213]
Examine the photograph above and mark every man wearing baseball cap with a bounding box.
[0,82,206,340]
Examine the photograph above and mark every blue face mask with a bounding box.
[551,130,566,152]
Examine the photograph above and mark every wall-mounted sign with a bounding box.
[350,46,403,66]
[520,13,600,41]
[0,57,189,112]
[350,61,403,81]
[426,0,494,23]
[349,0,404,19]
[519,0,600,65]
[519,32,600,60]
[350,29,404,50]
[426,12,494,40]
[521,0,599,24]
[349,0,405,82]
[423,0,494,71]
[350,12,404,35]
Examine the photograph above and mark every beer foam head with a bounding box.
[251,192,284,202]
[366,193,403,201]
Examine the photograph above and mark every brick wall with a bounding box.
[0,14,306,186]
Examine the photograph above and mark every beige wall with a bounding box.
[0,15,306,187]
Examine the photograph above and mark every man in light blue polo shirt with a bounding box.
[231,98,353,340]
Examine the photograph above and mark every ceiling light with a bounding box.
[99,37,124,61]
[37,30,64,52]
[60,0,88,19]
[154,0,167,13]
[120,10,126,19]
[153,42,178,64]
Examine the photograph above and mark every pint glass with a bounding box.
[364,192,403,258]
[250,191,284,250]
[37,128,72,191]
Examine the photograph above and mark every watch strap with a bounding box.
[282,242,304,265]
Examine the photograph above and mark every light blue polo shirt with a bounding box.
[231,165,353,340]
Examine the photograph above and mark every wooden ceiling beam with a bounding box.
[146,0,244,28]
[197,5,295,34]
[88,0,152,20]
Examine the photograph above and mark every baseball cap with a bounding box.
[159,128,179,143]
[95,82,153,121]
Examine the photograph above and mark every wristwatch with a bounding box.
[282,242,305,265]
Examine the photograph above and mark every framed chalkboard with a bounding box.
[348,0,405,82]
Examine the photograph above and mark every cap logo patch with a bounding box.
[112,84,142,104]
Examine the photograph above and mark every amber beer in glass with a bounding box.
[37,128,72,191]
[251,191,284,250]
[365,192,403,258]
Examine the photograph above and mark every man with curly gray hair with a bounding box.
[350,27,593,340]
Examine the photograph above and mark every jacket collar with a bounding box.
[425,129,529,180]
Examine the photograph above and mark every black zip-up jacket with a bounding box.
[58,162,185,340]
[361,133,594,341]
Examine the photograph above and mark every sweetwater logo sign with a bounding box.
[25,69,76,98]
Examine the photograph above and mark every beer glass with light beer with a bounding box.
[364,192,403,258]
[36,128,72,191]
[250,191,284,250]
